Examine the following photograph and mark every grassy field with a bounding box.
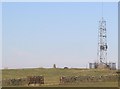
[2,68,118,87]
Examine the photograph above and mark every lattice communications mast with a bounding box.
[97,17,107,64]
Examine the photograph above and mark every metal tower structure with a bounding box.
[97,17,108,64]
[89,2,116,70]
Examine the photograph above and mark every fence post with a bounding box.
[117,70,120,89]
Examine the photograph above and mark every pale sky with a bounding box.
[2,2,118,69]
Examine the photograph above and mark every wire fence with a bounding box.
[60,75,118,84]
[1,74,119,86]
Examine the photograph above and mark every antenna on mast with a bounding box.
[102,1,103,18]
